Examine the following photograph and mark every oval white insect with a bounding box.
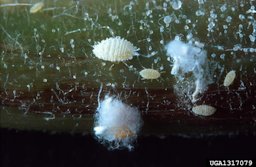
[223,70,236,87]
[192,104,216,116]
[139,68,161,80]
[92,36,139,62]
[29,2,44,13]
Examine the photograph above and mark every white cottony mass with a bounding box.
[165,39,207,76]
[166,37,211,102]
[94,96,142,150]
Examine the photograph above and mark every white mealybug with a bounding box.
[139,68,161,80]
[94,96,142,150]
[223,70,236,87]
[192,105,216,116]
[92,36,139,62]
[29,2,44,13]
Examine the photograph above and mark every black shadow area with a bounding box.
[1,129,255,167]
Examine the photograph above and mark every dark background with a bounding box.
[1,129,255,167]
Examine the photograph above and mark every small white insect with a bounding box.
[94,96,142,150]
[192,104,216,116]
[29,2,44,13]
[139,68,161,80]
[223,70,236,87]
[92,36,139,62]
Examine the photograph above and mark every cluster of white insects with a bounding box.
[92,37,162,150]
[91,23,241,148]
[93,36,162,80]
[92,34,238,149]
[2,0,245,150]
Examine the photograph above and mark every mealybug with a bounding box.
[192,104,216,116]
[30,2,44,13]
[93,36,139,62]
[223,70,236,87]
[139,68,161,80]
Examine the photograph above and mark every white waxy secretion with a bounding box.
[223,70,236,87]
[192,105,216,116]
[94,96,142,150]
[139,68,161,80]
[29,2,44,13]
[92,36,138,62]
[166,38,211,102]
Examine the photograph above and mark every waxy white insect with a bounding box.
[223,70,236,87]
[29,2,44,13]
[94,96,142,150]
[192,104,216,116]
[92,36,139,62]
[139,68,161,80]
